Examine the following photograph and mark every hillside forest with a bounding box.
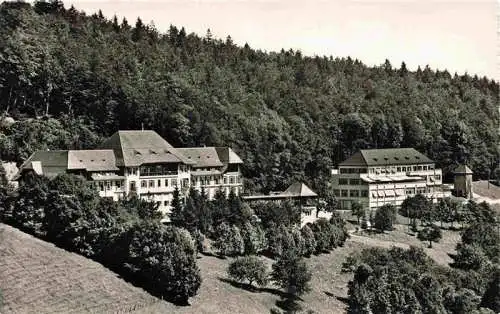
[0,1,499,195]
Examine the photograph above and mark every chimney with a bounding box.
[141,123,144,131]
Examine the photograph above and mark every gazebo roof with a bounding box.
[282,182,318,198]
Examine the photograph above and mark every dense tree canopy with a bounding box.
[0,1,498,195]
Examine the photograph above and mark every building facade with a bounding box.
[331,148,452,210]
[15,130,244,219]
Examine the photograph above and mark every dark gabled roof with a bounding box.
[215,147,243,164]
[339,148,434,167]
[68,150,118,172]
[100,130,194,167]
[16,150,69,178]
[453,165,473,174]
[177,147,224,168]
[282,182,318,197]
[243,182,318,201]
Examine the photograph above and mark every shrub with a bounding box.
[212,222,245,256]
[301,225,316,257]
[360,217,368,230]
[193,229,207,254]
[461,222,499,262]
[351,201,365,224]
[310,218,347,254]
[374,204,397,232]
[453,244,489,271]
[271,247,311,296]
[289,226,305,256]
[444,288,482,314]
[11,174,50,236]
[400,194,432,226]
[44,192,119,258]
[227,256,269,287]
[266,224,294,257]
[123,222,201,304]
[417,225,442,248]
[241,222,267,255]
[310,218,331,253]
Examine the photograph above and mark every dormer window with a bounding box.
[373,158,378,162]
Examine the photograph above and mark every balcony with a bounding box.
[139,165,178,177]
[139,170,178,177]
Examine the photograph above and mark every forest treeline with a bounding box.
[0,1,499,194]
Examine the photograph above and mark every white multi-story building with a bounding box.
[331,148,452,210]
[15,130,244,219]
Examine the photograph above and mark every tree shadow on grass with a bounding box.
[324,291,350,305]
[218,277,299,300]
[200,251,227,260]
[115,271,193,306]
[275,297,302,312]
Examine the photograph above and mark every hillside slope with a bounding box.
[0,223,172,314]
[0,221,356,314]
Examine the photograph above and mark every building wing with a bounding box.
[68,150,118,172]
[177,147,224,168]
[15,150,69,179]
[340,148,433,167]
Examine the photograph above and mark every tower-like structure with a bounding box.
[453,165,474,199]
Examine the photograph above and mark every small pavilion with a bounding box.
[242,182,318,208]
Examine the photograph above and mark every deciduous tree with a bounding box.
[227,256,268,287]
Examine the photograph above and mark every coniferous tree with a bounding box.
[170,186,184,227]
[374,204,397,232]
[271,247,311,297]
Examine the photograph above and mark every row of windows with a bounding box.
[141,178,179,189]
[127,165,189,176]
[157,200,170,207]
[335,188,433,199]
[334,189,369,198]
[195,176,242,186]
[93,180,123,191]
[127,167,138,176]
[339,168,368,174]
[338,178,367,185]
[367,164,435,174]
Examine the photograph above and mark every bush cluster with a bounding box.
[0,173,201,304]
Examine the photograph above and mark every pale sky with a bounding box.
[65,0,499,81]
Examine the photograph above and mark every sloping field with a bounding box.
[0,222,362,314]
[0,223,173,314]
[1,222,459,314]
